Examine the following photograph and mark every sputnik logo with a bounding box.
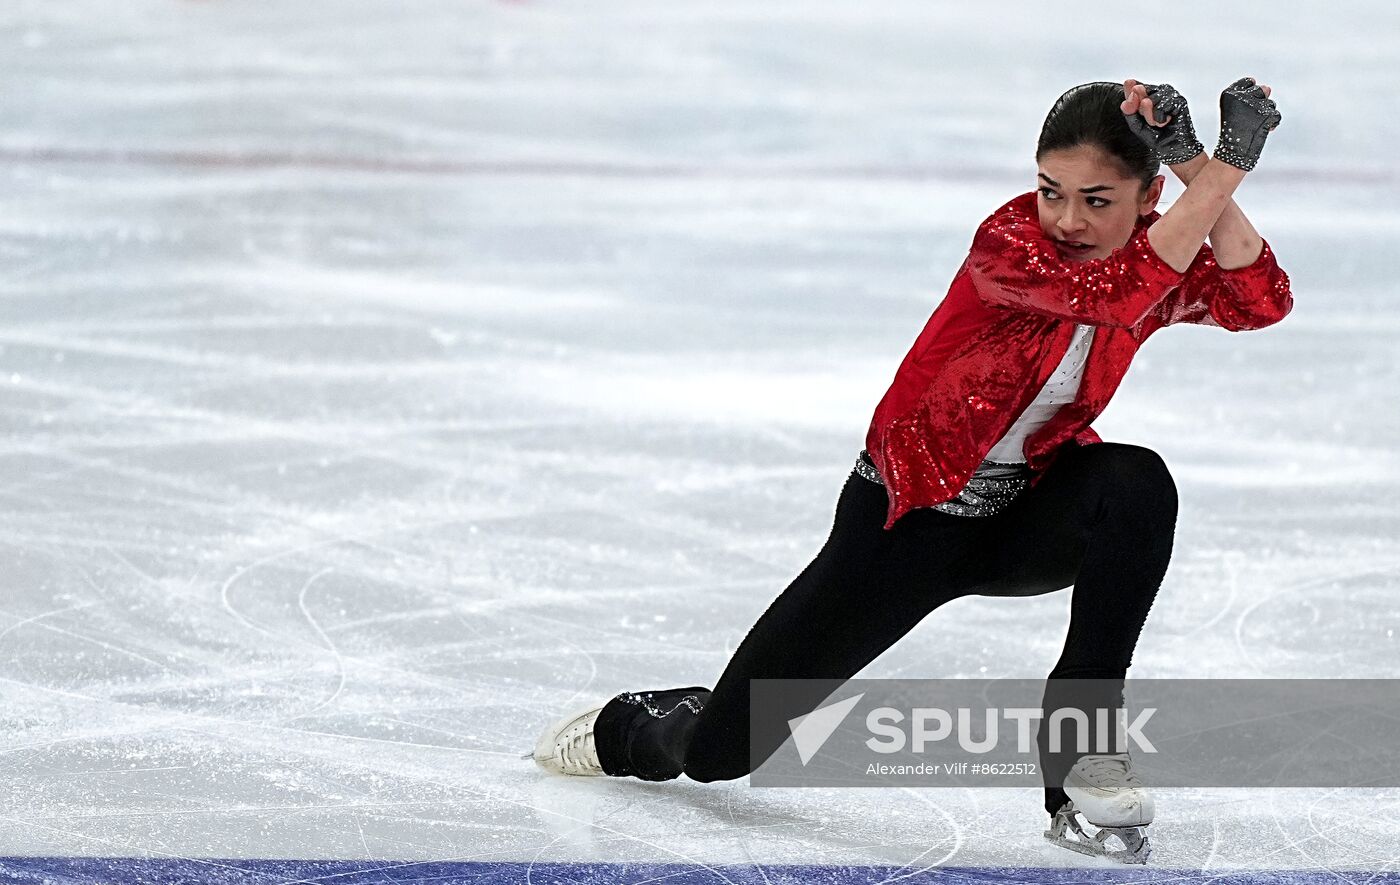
[787,693,865,765]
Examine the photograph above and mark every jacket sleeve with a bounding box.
[966,198,1184,328]
[1148,239,1293,331]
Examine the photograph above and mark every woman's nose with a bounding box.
[1058,207,1086,235]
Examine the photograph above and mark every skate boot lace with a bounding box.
[1078,753,1144,789]
[557,717,603,775]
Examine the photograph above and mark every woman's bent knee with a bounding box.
[1083,443,1178,520]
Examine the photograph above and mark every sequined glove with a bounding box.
[1123,82,1204,165]
[1213,77,1282,172]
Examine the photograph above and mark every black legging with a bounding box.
[594,442,1178,815]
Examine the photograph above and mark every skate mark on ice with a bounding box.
[1233,563,1400,676]
[0,669,515,763]
[1303,786,1394,873]
[1199,815,1225,872]
[0,813,262,882]
[0,600,101,649]
[521,794,745,885]
[0,600,124,687]
[722,781,775,885]
[1173,551,1243,644]
[216,517,465,644]
[868,788,965,882]
[4,607,175,677]
[289,567,347,721]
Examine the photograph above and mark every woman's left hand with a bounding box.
[1121,79,1205,166]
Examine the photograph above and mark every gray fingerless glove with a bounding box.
[1123,82,1204,165]
[1213,77,1282,171]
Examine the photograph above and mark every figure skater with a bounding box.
[530,77,1288,864]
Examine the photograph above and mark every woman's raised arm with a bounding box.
[1145,159,1246,271]
[1164,153,1264,269]
[1126,78,1281,272]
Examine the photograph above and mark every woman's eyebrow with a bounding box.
[1037,173,1115,194]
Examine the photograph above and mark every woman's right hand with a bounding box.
[1213,77,1282,172]
[1122,79,1204,165]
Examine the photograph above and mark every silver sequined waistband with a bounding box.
[854,450,1032,518]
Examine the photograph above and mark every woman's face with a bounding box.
[1035,144,1164,262]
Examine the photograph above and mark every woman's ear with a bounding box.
[1140,175,1165,215]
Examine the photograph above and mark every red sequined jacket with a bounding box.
[865,191,1293,530]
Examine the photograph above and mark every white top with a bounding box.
[982,323,1097,464]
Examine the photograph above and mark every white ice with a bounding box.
[0,0,1397,875]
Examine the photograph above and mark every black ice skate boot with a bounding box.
[530,686,711,780]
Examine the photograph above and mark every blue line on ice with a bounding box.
[1,859,1397,884]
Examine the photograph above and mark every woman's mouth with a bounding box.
[1055,239,1094,257]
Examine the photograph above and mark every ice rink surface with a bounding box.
[1,0,1398,881]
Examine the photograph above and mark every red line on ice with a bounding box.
[0,146,1387,186]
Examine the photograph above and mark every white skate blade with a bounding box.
[1044,802,1151,865]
